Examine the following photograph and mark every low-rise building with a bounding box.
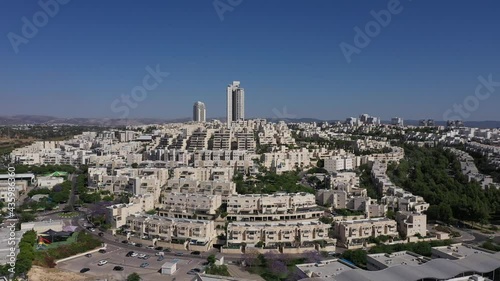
[335,218,398,249]
[227,220,333,248]
[396,211,427,238]
[106,194,155,229]
[431,243,491,260]
[36,176,64,188]
[125,214,216,245]
[367,251,429,271]
[159,192,222,219]
[226,193,323,222]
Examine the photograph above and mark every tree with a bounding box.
[207,254,216,265]
[127,273,141,281]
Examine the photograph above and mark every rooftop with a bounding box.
[296,259,356,279]
[432,243,489,259]
[367,251,428,268]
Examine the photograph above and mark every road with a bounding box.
[67,173,77,211]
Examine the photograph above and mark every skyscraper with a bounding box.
[226,81,245,123]
[193,101,206,122]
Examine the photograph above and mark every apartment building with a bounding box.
[335,218,398,248]
[381,187,430,213]
[172,167,234,182]
[187,128,211,152]
[106,194,155,229]
[125,214,216,245]
[235,128,256,152]
[263,148,311,173]
[396,211,427,238]
[328,172,360,190]
[165,179,236,199]
[159,192,222,219]
[226,193,323,221]
[212,129,232,150]
[324,156,357,172]
[227,220,331,247]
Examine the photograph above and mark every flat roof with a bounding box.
[330,252,500,281]
[432,244,489,259]
[368,251,426,268]
[296,259,356,279]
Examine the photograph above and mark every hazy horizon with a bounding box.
[1,0,499,121]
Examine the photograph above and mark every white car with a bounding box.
[137,254,147,259]
[131,253,139,257]
[146,245,154,249]
[97,260,108,266]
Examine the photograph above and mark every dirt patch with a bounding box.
[28,266,96,281]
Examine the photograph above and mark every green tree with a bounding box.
[207,254,216,265]
[127,273,141,281]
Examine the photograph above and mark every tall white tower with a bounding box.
[226,81,245,123]
[193,101,206,122]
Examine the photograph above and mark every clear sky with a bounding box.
[1,0,499,121]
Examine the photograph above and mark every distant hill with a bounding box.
[1,115,499,129]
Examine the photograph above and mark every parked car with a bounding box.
[80,268,90,273]
[131,252,139,257]
[85,254,92,258]
[135,243,143,248]
[140,262,149,268]
[113,266,124,271]
[155,252,164,256]
[146,245,154,249]
[128,242,136,246]
[98,249,106,254]
[191,251,201,256]
[97,260,108,266]
[137,254,147,259]
[98,232,104,237]
[157,256,165,262]
[121,240,128,244]
[154,246,164,251]
[175,252,184,256]
[126,251,135,257]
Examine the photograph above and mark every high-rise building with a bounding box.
[391,117,404,127]
[193,101,206,122]
[226,81,245,123]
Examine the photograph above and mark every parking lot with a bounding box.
[57,244,205,281]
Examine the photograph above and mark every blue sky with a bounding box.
[1,0,499,121]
